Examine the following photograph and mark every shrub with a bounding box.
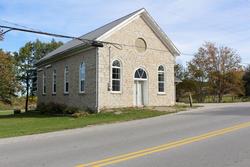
[63,106,79,114]
[86,107,96,114]
[36,103,47,114]
[72,112,89,118]
[36,103,82,115]
[50,103,67,114]
[37,102,67,115]
[14,109,21,115]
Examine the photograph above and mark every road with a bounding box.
[1,103,250,167]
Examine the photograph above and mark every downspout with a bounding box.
[174,59,176,105]
[108,46,112,91]
[96,47,100,112]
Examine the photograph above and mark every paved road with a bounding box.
[1,103,250,167]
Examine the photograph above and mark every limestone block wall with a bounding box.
[98,16,176,109]
[37,48,97,110]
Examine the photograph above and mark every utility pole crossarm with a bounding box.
[0,25,91,43]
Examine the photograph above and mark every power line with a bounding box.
[0,25,90,43]
[0,25,126,49]
[0,19,40,31]
[2,23,246,60]
[0,24,189,54]
[1,22,249,70]
[4,24,247,61]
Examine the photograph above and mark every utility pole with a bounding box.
[0,28,3,40]
[25,71,29,112]
[218,53,222,103]
[189,92,193,107]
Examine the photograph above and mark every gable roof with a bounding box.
[36,8,180,65]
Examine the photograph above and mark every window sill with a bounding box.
[111,91,122,94]
[79,92,86,95]
[52,93,56,96]
[42,93,46,96]
[157,92,166,95]
[64,93,69,96]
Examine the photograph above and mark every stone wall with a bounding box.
[98,16,176,109]
[37,15,177,111]
[37,48,97,110]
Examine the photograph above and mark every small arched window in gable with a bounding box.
[135,38,147,53]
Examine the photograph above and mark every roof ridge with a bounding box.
[36,8,180,65]
[79,8,145,40]
[36,8,146,64]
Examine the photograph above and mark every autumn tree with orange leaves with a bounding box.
[187,42,244,102]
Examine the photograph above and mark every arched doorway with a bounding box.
[133,68,148,107]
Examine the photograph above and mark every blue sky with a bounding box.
[0,0,249,65]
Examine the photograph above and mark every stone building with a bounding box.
[36,8,180,112]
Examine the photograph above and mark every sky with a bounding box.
[0,0,250,66]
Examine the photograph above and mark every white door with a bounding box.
[133,68,148,106]
[134,81,143,106]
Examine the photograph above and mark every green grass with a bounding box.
[173,104,202,109]
[204,96,250,103]
[179,95,250,103]
[0,105,197,138]
[0,110,13,115]
[0,109,165,138]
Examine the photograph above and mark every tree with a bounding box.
[175,64,185,102]
[187,47,210,102]
[226,70,245,98]
[174,64,197,102]
[175,64,188,80]
[15,39,63,112]
[205,42,242,102]
[190,42,242,102]
[243,65,250,96]
[0,50,19,103]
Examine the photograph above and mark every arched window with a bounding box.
[158,65,165,92]
[79,62,85,93]
[134,68,147,80]
[112,60,121,91]
[64,66,69,94]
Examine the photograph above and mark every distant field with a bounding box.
[0,97,37,111]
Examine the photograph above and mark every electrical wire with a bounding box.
[0,23,249,61]
[0,25,91,44]
[0,19,41,31]
[0,24,190,55]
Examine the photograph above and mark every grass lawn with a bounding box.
[179,95,250,103]
[0,105,198,138]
